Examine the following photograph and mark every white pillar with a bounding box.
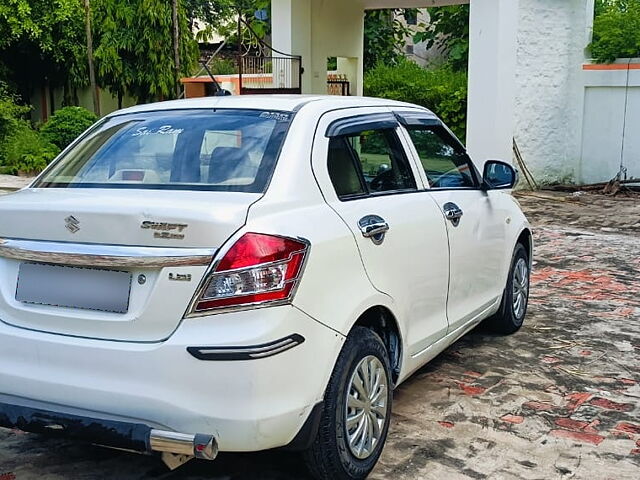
[466,0,520,165]
[271,0,312,93]
[310,0,365,96]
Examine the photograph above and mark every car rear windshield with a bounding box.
[34,109,292,192]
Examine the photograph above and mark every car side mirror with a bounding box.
[482,160,518,190]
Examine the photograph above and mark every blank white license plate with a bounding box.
[16,263,132,314]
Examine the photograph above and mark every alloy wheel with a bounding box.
[345,355,388,460]
[512,257,529,320]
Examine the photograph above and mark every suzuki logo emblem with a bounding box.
[65,215,80,233]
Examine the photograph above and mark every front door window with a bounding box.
[406,127,477,189]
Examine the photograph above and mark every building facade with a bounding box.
[271,0,638,185]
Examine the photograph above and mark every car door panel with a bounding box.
[397,114,509,333]
[428,189,506,330]
[312,108,450,356]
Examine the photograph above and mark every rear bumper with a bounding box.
[0,305,344,452]
[0,401,217,460]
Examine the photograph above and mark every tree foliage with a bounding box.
[364,60,468,141]
[0,122,59,174]
[0,83,27,137]
[413,5,469,71]
[0,0,87,100]
[0,0,205,107]
[363,10,411,71]
[184,0,234,30]
[92,0,199,103]
[590,0,640,62]
[0,82,59,174]
[216,0,271,53]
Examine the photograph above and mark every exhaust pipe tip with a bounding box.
[149,429,218,461]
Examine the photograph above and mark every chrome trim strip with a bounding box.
[0,237,216,268]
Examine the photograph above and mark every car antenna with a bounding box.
[200,61,232,96]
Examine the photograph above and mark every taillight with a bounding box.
[193,233,309,313]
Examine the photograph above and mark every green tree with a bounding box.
[214,0,271,53]
[184,0,234,40]
[0,81,59,175]
[364,10,412,71]
[590,0,640,62]
[413,5,470,71]
[92,0,199,104]
[0,0,87,103]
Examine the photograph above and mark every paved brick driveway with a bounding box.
[0,191,638,479]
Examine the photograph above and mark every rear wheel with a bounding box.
[303,327,392,480]
[485,243,530,334]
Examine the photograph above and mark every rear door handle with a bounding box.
[358,215,389,245]
[443,202,463,226]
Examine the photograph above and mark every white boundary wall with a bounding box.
[273,0,636,185]
[513,0,639,184]
[580,62,640,184]
[512,0,593,184]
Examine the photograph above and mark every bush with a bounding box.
[364,60,468,141]
[0,84,30,143]
[40,106,98,150]
[590,0,640,63]
[208,58,237,75]
[0,84,60,175]
[0,122,60,175]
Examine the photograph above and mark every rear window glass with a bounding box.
[34,109,292,192]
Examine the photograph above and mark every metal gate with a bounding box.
[238,18,302,95]
[239,55,302,95]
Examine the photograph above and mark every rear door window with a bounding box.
[34,109,291,192]
[327,128,417,199]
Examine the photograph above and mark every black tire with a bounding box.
[303,327,392,480]
[484,243,530,334]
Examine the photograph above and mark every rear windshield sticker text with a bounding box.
[131,125,184,137]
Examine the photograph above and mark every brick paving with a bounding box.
[0,190,638,479]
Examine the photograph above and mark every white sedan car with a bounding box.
[0,96,531,479]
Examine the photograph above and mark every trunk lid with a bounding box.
[0,189,258,248]
[0,188,259,341]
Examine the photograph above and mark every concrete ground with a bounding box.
[0,175,31,196]
[0,190,638,480]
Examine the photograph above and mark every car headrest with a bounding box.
[208,147,251,184]
[328,141,363,197]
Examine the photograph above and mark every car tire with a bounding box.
[485,242,530,334]
[303,326,393,480]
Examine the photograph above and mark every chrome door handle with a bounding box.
[358,215,389,245]
[443,202,463,226]
[361,222,389,237]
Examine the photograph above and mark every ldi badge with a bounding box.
[168,273,192,282]
[140,221,188,240]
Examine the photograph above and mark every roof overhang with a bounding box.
[364,0,469,9]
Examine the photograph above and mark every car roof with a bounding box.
[112,95,435,117]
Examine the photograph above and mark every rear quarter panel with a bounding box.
[245,105,397,338]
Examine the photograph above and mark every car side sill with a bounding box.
[410,298,501,360]
[396,299,500,386]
